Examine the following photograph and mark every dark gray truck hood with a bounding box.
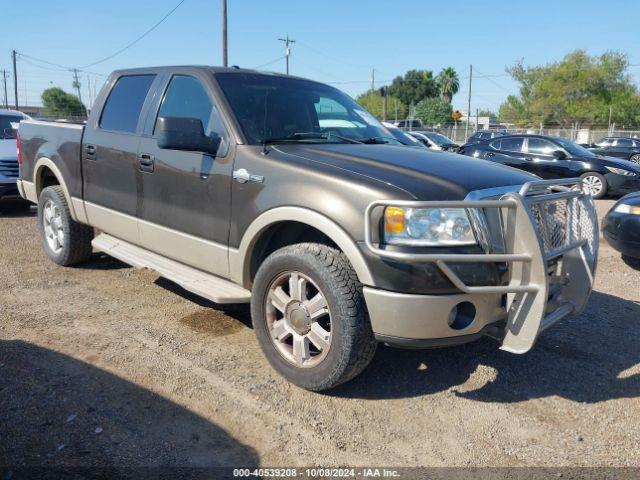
[275,144,537,200]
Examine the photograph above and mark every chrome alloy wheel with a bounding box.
[630,154,640,164]
[265,271,332,368]
[42,199,64,254]
[582,175,604,197]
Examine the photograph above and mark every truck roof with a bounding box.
[109,65,314,83]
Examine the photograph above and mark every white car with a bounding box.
[0,109,31,201]
[409,131,459,152]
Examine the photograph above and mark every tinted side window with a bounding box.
[489,139,502,149]
[155,75,228,154]
[500,137,524,152]
[615,138,633,147]
[527,138,556,155]
[100,75,155,133]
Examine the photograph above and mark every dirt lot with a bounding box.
[1,198,639,471]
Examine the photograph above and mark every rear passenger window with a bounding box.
[499,137,524,152]
[100,75,155,133]
[615,139,633,147]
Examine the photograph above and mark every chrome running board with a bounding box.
[92,233,251,304]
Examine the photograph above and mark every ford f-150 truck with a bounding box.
[18,66,599,391]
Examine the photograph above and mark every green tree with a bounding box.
[436,67,460,103]
[414,97,453,126]
[387,70,438,106]
[355,90,407,120]
[498,50,640,127]
[42,87,87,118]
[477,109,497,118]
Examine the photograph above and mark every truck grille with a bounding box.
[0,159,19,178]
[528,194,597,270]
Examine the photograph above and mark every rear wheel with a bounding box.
[251,243,377,391]
[38,186,94,266]
[630,154,640,165]
[580,172,607,199]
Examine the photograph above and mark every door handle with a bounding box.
[233,168,264,184]
[85,144,96,159]
[485,152,495,157]
[139,153,155,172]
[525,156,534,161]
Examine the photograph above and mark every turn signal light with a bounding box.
[384,207,405,234]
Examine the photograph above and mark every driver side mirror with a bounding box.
[157,116,221,155]
[552,150,567,160]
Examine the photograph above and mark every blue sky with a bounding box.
[4,0,640,113]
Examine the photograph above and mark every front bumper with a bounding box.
[0,176,19,199]
[603,211,640,258]
[363,179,599,353]
[605,173,640,196]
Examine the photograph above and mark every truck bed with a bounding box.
[19,120,86,201]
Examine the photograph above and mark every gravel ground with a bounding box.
[0,198,639,470]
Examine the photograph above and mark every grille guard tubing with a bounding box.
[364,178,599,354]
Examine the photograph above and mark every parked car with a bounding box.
[461,134,640,198]
[589,137,640,164]
[381,122,427,148]
[392,119,423,129]
[462,130,509,147]
[602,192,640,269]
[0,109,31,202]
[409,131,459,152]
[18,66,598,391]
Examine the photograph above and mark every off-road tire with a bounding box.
[38,186,94,266]
[251,243,377,391]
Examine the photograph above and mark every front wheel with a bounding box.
[580,172,607,199]
[251,243,377,391]
[630,154,640,165]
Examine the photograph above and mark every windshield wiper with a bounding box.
[357,136,397,144]
[262,132,362,145]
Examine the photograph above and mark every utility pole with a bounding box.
[608,105,612,135]
[87,74,93,110]
[371,68,375,92]
[71,69,83,105]
[222,0,228,67]
[380,86,387,121]
[12,50,18,110]
[465,64,472,138]
[475,108,479,133]
[1,70,8,108]
[278,35,295,75]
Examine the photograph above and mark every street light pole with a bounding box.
[12,50,18,110]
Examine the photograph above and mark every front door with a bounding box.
[82,74,157,244]
[137,74,234,278]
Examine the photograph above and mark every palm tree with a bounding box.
[436,67,460,104]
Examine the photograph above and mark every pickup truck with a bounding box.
[18,66,599,391]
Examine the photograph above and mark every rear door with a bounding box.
[484,136,530,172]
[609,138,635,159]
[136,72,234,278]
[82,74,157,244]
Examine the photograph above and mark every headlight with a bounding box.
[384,207,476,246]
[605,166,637,176]
[614,204,640,215]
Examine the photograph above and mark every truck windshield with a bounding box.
[0,115,22,140]
[215,73,399,145]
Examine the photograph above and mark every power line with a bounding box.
[79,0,186,68]
[252,56,286,70]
